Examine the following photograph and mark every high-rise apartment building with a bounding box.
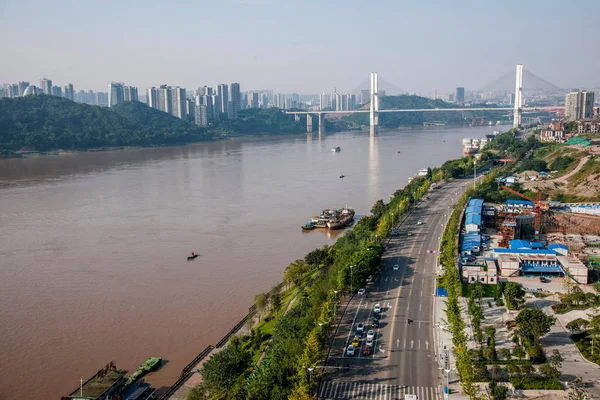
[7,84,19,97]
[64,83,75,101]
[230,83,241,119]
[565,91,595,121]
[108,82,125,107]
[319,93,331,110]
[194,105,208,126]
[360,89,370,104]
[146,87,159,109]
[18,81,30,96]
[217,84,229,117]
[40,78,52,95]
[158,85,172,114]
[455,87,465,104]
[171,87,186,119]
[247,91,259,108]
[124,86,138,102]
[52,86,62,97]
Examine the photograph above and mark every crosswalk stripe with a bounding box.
[317,382,439,399]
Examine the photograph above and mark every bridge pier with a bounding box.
[370,72,379,136]
[513,64,523,128]
[294,113,300,122]
[318,113,326,135]
[306,114,313,133]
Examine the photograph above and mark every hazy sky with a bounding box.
[1,0,598,95]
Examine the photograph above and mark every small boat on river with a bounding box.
[332,147,341,152]
[187,252,199,260]
[339,174,345,178]
[302,222,316,230]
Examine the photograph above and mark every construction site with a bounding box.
[460,185,600,286]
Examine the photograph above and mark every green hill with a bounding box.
[0,96,212,152]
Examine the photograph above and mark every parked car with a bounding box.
[362,345,372,355]
[540,277,548,283]
[417,220,423,225]
[356,323,365,333]
[371,319,380,328]
[346,344,355,356]
[393,264,399,271]
[366,330,375,341]
[352,336,360,347]
[358,288,366,295]
[366,338,374,347]
[374,304,382,313]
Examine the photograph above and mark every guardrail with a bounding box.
[158,345,214,400]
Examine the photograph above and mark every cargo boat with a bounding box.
[61,361,128,400]
[125,357,162,387]
[303,207,355,230]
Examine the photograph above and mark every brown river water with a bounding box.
[0,126,497,399]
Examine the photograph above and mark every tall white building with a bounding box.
[64,83,75,101]
[230,83,241,119]
[108,82,125,107]
[40,78,52,95]
[18,81,30,96]
[171,87,186,119]
[147,87,159,109]
[124,86,138,102]
[319,93,331,110]
[158,85,172,114]
[565,91,595,121]
[195,105,208,126]
[247,91,259,108]
[217,84,229,117]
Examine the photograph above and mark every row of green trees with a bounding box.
[189,170,438,399]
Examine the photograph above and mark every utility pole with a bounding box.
[473,159,477,188]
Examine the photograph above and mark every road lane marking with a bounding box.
[420,303,422,312]
[411,340,414,349]
[342,296,364,356]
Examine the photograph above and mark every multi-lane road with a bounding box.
[318,179,466,400]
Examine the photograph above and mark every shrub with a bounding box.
[496,298,504,307]
[509,377,563,390]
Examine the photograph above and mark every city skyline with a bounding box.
[1,0,599,94]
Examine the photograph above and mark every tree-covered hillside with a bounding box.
[344,95,508,128]
[210,108,306,135]
[0,96,212,151]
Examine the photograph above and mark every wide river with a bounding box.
[0,125,497,398]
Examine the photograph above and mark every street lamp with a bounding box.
[349,265,354,294]
[331,290,339,316]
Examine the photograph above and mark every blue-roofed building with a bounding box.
[465,213,482,233]
[494,246,587,283]
[530,241,544,249]
[547,243,569,256]
[509,240,532,250]
[461,233,481,255]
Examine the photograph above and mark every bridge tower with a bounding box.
[513,64,523,129]
[370,72,379,136]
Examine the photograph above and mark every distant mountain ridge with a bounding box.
[479,69,563,93]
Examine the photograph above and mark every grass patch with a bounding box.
[461,282,498,298]
[568,156,600,188]
[572,332,600,365]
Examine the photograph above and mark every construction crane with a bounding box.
[501,186,547,237]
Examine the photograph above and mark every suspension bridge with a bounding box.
[286,64,564,136]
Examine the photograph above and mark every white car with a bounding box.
[393,264,399,271]
[374,304,381,313]
[346,344,355,356]
[417,220,423,225]
[366,330,375,341]
[358,288,366,295]
[366,338,374,347]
